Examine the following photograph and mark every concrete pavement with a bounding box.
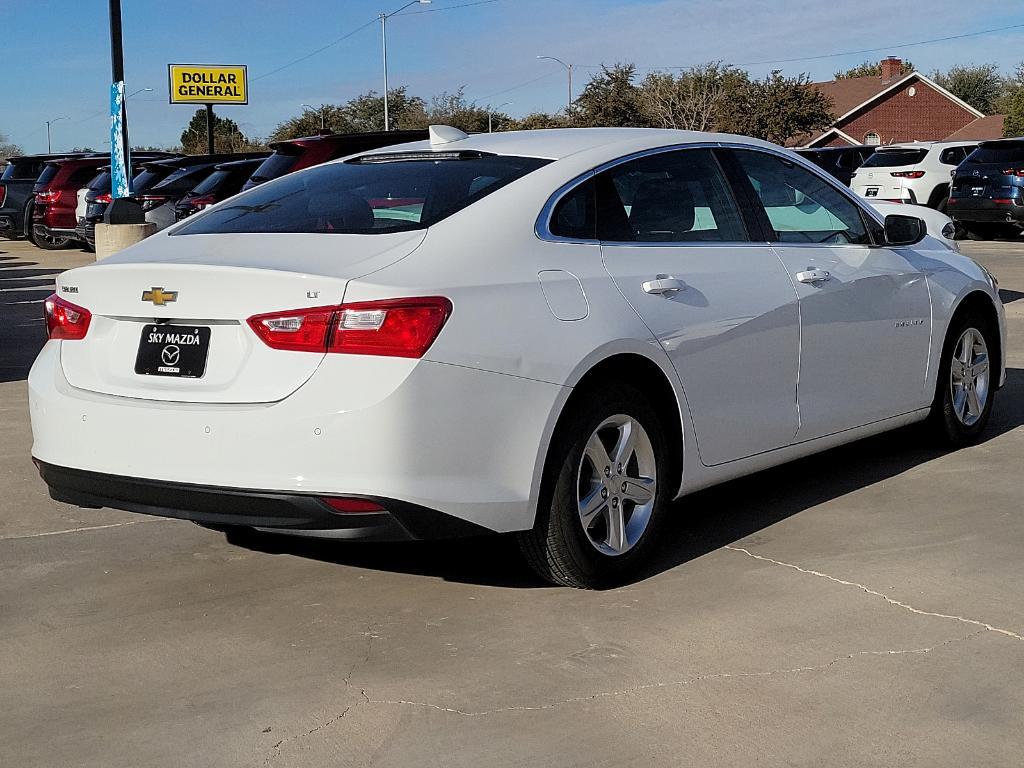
[1,237,1021,767]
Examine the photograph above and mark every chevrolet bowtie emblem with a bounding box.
[142,287,178,306]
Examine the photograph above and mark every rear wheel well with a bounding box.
[927,183,950,209]
[950,291,1002,382]
[550,354,683,489]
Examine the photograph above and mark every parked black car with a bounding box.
[949,139,1024,240]
[0,153,90,241]
[174,157,266,221]
[794,145,877,187]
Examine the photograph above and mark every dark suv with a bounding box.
[949,139,1024,240]
[794,145,876,187]
[242,130,427,191]
[1,154,90,242]
[174,157,267,221]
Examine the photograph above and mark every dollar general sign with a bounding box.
[168,64,248,104]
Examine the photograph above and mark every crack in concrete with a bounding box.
[263,623,378,765]
[0,518,169,541]
[372,631,982,718]
[724,545,1024,642]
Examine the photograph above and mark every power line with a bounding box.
[477,70,560,102]
[401,0,499,16]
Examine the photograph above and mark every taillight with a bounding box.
[44,294,91,341]
[1001,169,1024,176]
[95,192,113,204]
[890,171,925,179]
[320,497,386,514]
[139,195,167,212]
[36,189,62,204]
[0,183,6,207]
[247,297,452,358]
[190,194,217,210]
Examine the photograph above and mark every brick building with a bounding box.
[799,57,986,148]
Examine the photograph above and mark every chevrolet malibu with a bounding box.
[30,127,1006,588]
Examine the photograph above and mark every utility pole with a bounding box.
[108,0,131,196]
[206,104,215,154]
[380,0,431,131]
[489,102,512,133]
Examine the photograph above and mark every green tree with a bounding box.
[1002,87,1024,136]
[344,87,428,132]
[179,109,256,153]
[269,104,354,142]
[638,62,749,131]
[835,60,914,79]
[424,87,508,132]
[725,70,834,145]
[572,63,651,127]
[506,112,569,131]
[932,64,1003,114]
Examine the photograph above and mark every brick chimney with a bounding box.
[880,56,903,81]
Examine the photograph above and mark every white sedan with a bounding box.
[30,127,1006,588]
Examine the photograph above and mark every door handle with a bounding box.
[795,268,831,284]
[642,276,687,295]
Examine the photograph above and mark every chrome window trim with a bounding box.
[534,140,891,248]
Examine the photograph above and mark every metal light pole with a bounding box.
[537,55,573,116]
[380,0,431,131]
[45,116,68,153]
[127,87,153,99]
[301,103,325,130]
[489,101,512,133]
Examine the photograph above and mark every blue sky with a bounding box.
[5,0,1023,153]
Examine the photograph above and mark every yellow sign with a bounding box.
[168,64,247,105]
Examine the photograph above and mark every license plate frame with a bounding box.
[864,187,879,198]
[134,324,211,378]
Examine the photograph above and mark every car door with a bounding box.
[726,148,932,442]
[596,147,800,466]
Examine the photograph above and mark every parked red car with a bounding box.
[32,155,109,249]
[241,130,427,191]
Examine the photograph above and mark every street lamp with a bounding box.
[536,55,573,116]
[380,0,431,131]
[301,103,325,130]
[44,116,68,153]
[127,87,153,98]
[489,101,512,133]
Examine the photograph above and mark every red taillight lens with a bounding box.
[36,189,62,204]
[330,297,452,358]
[190,194,217,210]
[44,294,91,340]
[95,192,113,204]
[0,183,6,207]
[247,297,452,358]
[1000,169,1024,176]
[890,171,925,179]
[139,195,167,211]
[321,497,386,514]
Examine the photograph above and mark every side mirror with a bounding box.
[884,214,926,247]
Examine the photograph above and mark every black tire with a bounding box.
[927,312,997,447]
[30,230,74,250]
[517,383,673,588]
[967,223,1019,241]
[936,197,948,215]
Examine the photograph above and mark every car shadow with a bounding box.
[226,368,1023,589]
[0,253,53,384]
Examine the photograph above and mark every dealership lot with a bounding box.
[1,238,1021,766]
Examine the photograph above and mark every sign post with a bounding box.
[168,64,248,153]
[108,0,131,197]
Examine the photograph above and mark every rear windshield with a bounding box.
[151,165,217,195]
[174,153,551,236]
[860,148,928,168]
[88,171,112,191]
[189,169,232,196]
[34,164,60,188]
[2,160,43,181]
[248,151,298,183]
[133,167,174,195]
[965,144,1024,165]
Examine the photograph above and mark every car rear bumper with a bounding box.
[75,219,96,246]
[34,459,489,540]
[33,224,78,240]
[28,342,563,535]
[948,198,1024,225]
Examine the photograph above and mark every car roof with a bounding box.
[213,158,267,171]
[352,127,782,164]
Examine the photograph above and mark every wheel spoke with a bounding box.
[950,359,967,381]
[611,418,638,468]
[967,387,982,417]
[959,330,976,364]
[622,476,655,505]
[578,485,607,526]
[606,503,627,553]
[952,386,968,419]
[584,433,611,475]
[970,354,989,379]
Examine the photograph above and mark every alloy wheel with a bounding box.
[576,414,657,556]
[949,327,990,427]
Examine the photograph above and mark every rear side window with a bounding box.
[68,166,102,187]
[595,149,747,242]
[175,154,550,236]
[861,149,928,168]
[35,164,59,187]
[549,178,596,240]
[190,169,232,196]
[733,150,870,245]
[939,146,972,165]
[965,143,1024,165]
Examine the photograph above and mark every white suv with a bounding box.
[851,141,978,213]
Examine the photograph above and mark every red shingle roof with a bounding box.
[814,75,907,118]
[945,114,1006,141]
